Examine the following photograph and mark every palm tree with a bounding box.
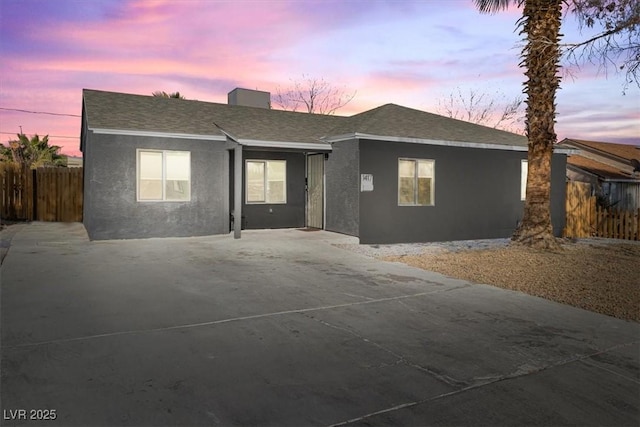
[3,133,66,169]
[476,0,563,249]
[476,0,639,249]
[152,91,185,99]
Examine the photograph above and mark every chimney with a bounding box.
[227,88,271,109]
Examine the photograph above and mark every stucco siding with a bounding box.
[550,154,567,234]
[83,133,228,240]
[240,150,306,229]
[358,139,566,244]
[325,139,359,236]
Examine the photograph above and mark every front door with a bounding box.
[306,154,324,229]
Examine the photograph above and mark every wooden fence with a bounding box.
[564,181,639,241]
[0,164,83,222]
[1,164,34,221]
[593,207,640,241]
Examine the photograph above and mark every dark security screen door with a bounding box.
[306,154,324,229]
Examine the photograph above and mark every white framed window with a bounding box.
[246,160,286,204]
[137,149,190,201]
[398,158,435,206]
[521,159,528,201]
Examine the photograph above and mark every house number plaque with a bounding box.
[360,174,373,192]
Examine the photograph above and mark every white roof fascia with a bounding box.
[321,133,359,143]
[238,139,332,151]
[90,128,226,141]
[554,146,580,154]
[326,132,528,152]
[326,132,579,154]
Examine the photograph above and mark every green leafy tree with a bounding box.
[152,91,185,99]
[1,133,67,168]
[475,0,639,249]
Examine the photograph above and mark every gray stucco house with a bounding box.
[80,88,569,243]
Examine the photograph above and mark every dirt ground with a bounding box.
[384,241,640,322]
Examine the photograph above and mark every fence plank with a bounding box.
[1,165,82,222]
[35,167,83,222]
[564,181,596,238]
[602,207,639,241]
[0,164,34,221]
[567,187,639,241]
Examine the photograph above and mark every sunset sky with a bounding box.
[1,0,638,157]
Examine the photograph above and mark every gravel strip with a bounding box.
[337,237,639,322]
[335,238,511,258]
[335,237,640,258]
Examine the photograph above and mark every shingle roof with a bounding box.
[83,89,344,144]
[84,90,223,136]
[83,89,531,149]
[562,138,640,181]
[567,155,637,180]
[324,103,528,147]
[561,138,640,163]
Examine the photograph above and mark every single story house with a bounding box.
[80,88,570,244]
[561,138,640,211]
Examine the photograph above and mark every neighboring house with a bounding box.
[80,88,570,243]
[561,138,640,211]
[66,156,83,168]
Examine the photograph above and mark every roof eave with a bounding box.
[238,138,332,151]
[89,128,226,141]
[324,132,529,152]
[568,163,639,182]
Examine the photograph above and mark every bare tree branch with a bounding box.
[273,75,356,115]
[436,87,525,134]
[564,0,640,91]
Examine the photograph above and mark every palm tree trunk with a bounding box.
[512,0,562,249]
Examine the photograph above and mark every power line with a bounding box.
[0,131,79,139]
[0,107,81,118]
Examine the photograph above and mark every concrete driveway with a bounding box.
[1,222,638,426]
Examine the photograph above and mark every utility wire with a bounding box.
[0,107,81,118]
[0,131,79,139]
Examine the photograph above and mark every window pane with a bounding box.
[398,160,415,204]
[166,152,190,181]
[267,181,285,203]
[399,160,415,178]
[418,160,433,178]
[166,179,190,200]
[267,161,286,181]
[417,177,432,205]
[247,161,265,202]
[266,161,286,203]
[399,177,415,204]
[521,160,528,200]
[417,160,434,205]
[139,151,163,200]
[165,152,190,201]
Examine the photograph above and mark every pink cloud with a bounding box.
[1,0,637,155]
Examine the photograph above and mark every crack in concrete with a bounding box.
[327,340,640,427]
[304,314,467,388]
[5,289,468,349]
[579,357,640,385]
